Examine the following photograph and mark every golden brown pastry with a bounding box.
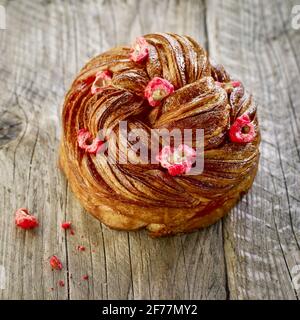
[59,33,260,237]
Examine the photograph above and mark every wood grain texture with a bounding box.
[207,0,300,299]
[0,0,299,300]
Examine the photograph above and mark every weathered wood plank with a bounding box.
[1,0,299,300]
[0,0,227,300]
[0,2,67,300]
[207,0,300,299]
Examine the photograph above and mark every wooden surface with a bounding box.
[0,0,299,300]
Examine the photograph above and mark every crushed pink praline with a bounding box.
[91,70,112,94]
[15,208,39,229]
[49,255,63,270]
[61,221,71,230]
[77,129,104,154]
[144,77,174,107]
[129,37,149,63]
[156,144,196,176]
[229,114,255,143]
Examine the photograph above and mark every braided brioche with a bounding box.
[59,33,260,237]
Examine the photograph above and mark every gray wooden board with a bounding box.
[0,0,299,299]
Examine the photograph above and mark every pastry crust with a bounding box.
[59,33,260,237]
